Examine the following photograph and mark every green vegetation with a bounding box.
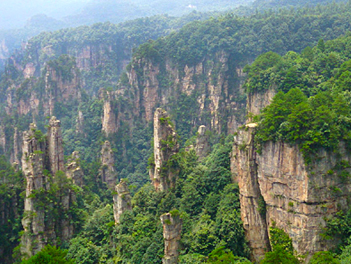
[21,245,75,264]
[246,34,351,163]
[0,156,24,264]
[64,135,249,263]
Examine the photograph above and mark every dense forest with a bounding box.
[2,0,351,264]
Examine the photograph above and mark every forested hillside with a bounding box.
[2,0,351,263]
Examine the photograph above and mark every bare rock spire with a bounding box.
[113,179,132,224]
[149,108,179,192]
[160,211,182,264]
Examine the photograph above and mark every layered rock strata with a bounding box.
[113,179,132,224]
[160,212,182,264]
[149,108,179,192]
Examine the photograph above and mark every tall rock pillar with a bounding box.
[231,123,270,262]
[100,140,117,188]
[21,124,48,257]
[149,108,179,192]
[195,125,210,159]
[47,116,65,175]
[113,179,132,224]
[160,212,182,264]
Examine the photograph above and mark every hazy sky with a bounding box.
[0,0,89,29]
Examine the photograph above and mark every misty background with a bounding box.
[0,0,252,30]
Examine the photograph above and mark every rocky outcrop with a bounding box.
[20,120,75,258]
[160,212,182,264]
[231,124,270,262]
[149,109,179,192]
[10,127,21,165]
[47,117,65,175]
[102,91,118,135]
[195,125,210,159]
[21,123,48,257]
[113,179,132,224]
[100,140,117,188]
[44,60,81,116]
[232,123,351,262]
[246,88,276,120]
[66,151,84,187]
[0,126,6,154]
[99,52,247,137]
[76,110,85,134]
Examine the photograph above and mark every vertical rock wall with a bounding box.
[232,86,351,261]
[150,108,179,192]
[20,119,76,258]
[195,125,210,159]
[160,212,182,264]
[231,124,271,262]
[100,140,117,188]
[113,179,132,224]
[47,117,65,175]
[21,123,48,257]
[66,151,84,187]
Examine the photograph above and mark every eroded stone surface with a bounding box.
[20,120,75,257]
[232,89,351,261]
[195,125,210,159]
[113,179,132,224]
[160,213,182,264]
[66,151,84,187]
[100,140,117,188]
[149,108,179,192]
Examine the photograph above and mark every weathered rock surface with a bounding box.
[231,124,270,262]
[113,179,132,224]
[195,125,210,159]
[100,140,117,188]
[21,123,48,256]
[160,212,182,264]
[149,108,179,192]
[102,52,247,136]
[66,151,84,187]
[232,121,351,261]
[10,127,21,164]
[47,117,65,175]
[20,120,75,258]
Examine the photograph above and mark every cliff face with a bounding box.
[43,63,81,116]
[231,124,270,262]
[160,212,182,264]
[113,179,132,224]
[5,56,81,117]
[20,118,75,258]
[102,52,247,136]
[232,91,351,261]
[100,140,117,188]
[149,108,179,192]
